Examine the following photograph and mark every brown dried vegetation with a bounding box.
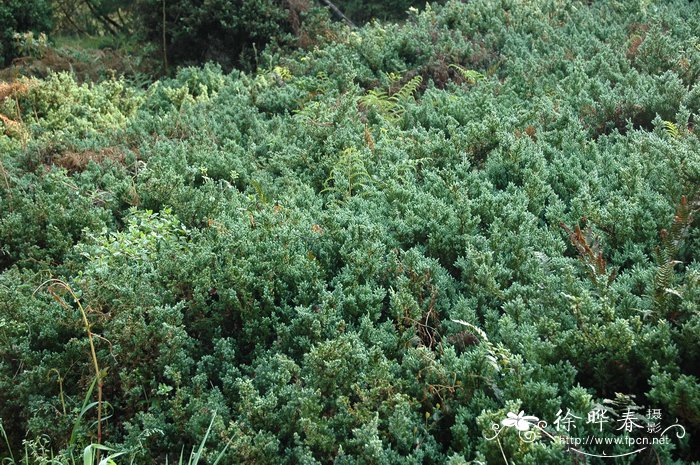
[53,147,127,173]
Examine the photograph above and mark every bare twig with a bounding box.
[318,0,356,27]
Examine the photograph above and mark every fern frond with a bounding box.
[560,222,617,290]
[359,75,422,121]
[321,148,372,203]
[662,120,681,138]
[250,180,269,205]
[359,89,394,113]
[449,64,485,85]
[558,220,618,320]
[656,196,692,262]
[271,66,293,81]
[386,71,404,86]
[653,195,694,314]
[391,75,423,103]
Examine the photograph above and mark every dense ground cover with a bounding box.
[1,0,699,463]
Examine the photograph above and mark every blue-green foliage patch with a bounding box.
[1,0,699,463]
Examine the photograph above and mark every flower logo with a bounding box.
[501,411,539,431]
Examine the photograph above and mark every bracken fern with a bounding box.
[653,195,695,316]
[358,75,422,120]
[448,64,485,84]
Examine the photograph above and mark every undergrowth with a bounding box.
[1,0,700,464]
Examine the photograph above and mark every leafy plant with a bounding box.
[449,64,485,84]
[560,221,618,294]
[0,0,52,66]
[653,195,696,317]
[662,120,681,138]
[321,147,373,202]
[2,1,700,464]
[359,74,422,120]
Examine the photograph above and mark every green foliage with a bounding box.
[321,147,373,203]
[2,1,700,464]
[333,0,443,23]
[132,0,299,71]
[448,64,485,85]
[653,195,696,317]
[0,0,52,66]
[11,31,50,60]
[50,0,133,37]
[662,120,682,139]
[1,73,142,141]
[359,74,422,120]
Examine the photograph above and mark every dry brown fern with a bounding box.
[560,221,617,290]
[0,81,29,101]
[0,80,31,139]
